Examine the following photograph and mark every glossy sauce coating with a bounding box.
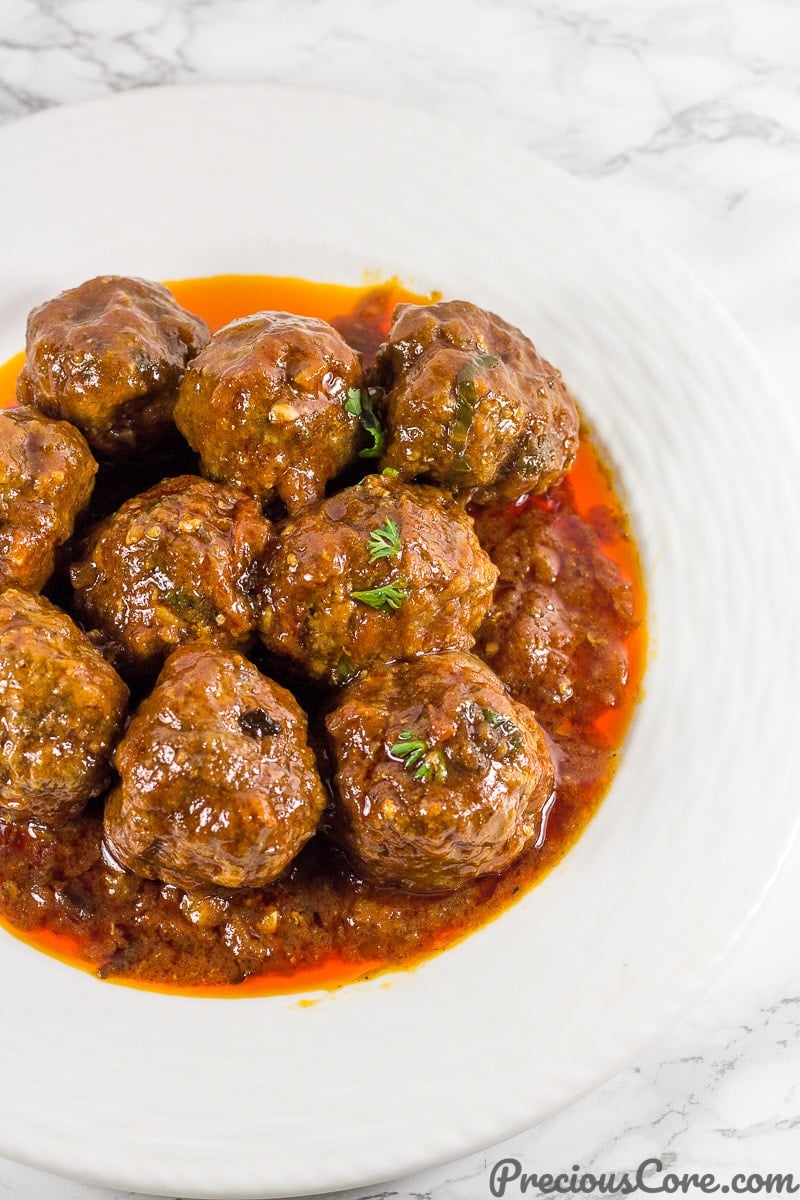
[376,299,579,501]
[260,473,497,684]
[474,494,637,724]
[0,589,129,825]
[0,406,97,592]
[175,311,364,512]
[71,474,273,677]
[17,276,210,458]
[326,651,555,892]
[106,645,327,890]
[0,275,646,996]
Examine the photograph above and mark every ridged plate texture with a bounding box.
[0,85,797,1198]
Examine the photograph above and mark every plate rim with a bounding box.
[0,81,798,1198]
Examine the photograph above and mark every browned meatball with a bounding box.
[104,646,327,890]
[174,311,365,512]
[71,475,273,678]
[259,472,498,685]
[376,300,579,503]
[0,589,128,825]
[325,651,555,892]
[474,499,637,724]
[0,406,97,592]
[17,276,210,457]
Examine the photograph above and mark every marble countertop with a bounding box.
[1,1,798,1197]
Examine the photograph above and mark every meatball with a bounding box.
[259,472,498,684]
[17,275,210,457]
[174,311,365,512]
[375,300,579,503]
[325,651,555,892]
[0,406,97,592]
[71,475,273,678]
[104,646,327,890]
[474,499,637,724]
[0,589,128,825]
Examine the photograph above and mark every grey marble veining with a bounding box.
[0,1,798,1197]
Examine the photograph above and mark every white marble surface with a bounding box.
[0,1,799,1197]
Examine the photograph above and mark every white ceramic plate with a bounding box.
[0,85,798,1199]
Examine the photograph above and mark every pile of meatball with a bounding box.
[0,275,590,898]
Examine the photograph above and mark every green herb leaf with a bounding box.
[390,732,427,770]
[350,579,407,612]
[481,706,522,752]
[345,387,386,459]
[332,654,358,685]
[164,587,218,623]
[457,354,500,387]
[413,750,448,783]
[367,518,401,562]
[344,388,362,417]
[381,467,399,478]
[389,731,448,783]
[452,353,499,471]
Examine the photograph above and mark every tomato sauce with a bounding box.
[0,275,645,996]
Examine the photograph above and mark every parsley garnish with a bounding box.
[390,731,448,783]
[381,467,399,478]
[345,387,385,459]
[367,518,401,562]
[452,353,499,470]
[389,733,427,770]
[350,580,407,611]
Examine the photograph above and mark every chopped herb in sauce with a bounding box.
[345,387,385,458]
[367,518,401,562]
[452,353,499,471]
[332,654,359,685]
[480,706,522,752]
[389,731,448,783]
[164,586,218,624]
[350,580,407,611]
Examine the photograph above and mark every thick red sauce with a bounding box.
[0,275,646,996]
